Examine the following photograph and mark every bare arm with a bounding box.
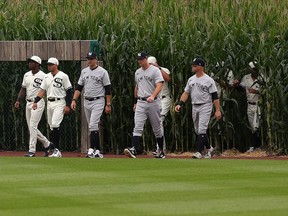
[160,69,171,82]
[147,82,163,102]
[175,92,189,112]
[15,87,26,109]
[213,99,222,121]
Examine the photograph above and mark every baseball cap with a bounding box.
[147,56,157,64]
[249,61,258,69]
[47,57,59,65]
[28,56,42,65]
[191,58,205,67]
[86,52,97,59]
[137,52,148,60]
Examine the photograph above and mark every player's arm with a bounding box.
[32,89,45,110]
[212,92,222,121]
[133,85,138,111]
[159,68,171,82]
[104,85,112,114]
[71,84,83,110]
[149,82,163,101]
[175,92,189,112]
[15,87,26,109]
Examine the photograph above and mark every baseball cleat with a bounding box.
[154,150,165,159]
[94,150,104,158]
[44,142,54,157]
[86,148,95,158]
[49,148,62,157]
[124,147,137,158]
[24,152,35,157]
[246,147,254,153]
[192,152,202,159]
[204,146,214,159]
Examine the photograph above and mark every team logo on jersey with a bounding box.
[138,75,153,83]
[53,78,63,88]
[33,78,42,88]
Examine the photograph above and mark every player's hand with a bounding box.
[71,100,76,110]
[147,96,154,103]
[232,80,240,86]
[63,106,70,115]
[215,110,222,121]
[14,101,20,109]
[175,105,181,112]
[248,88,258,94]
[133,104,137,112]
[105,104,111,114]
[32,103,38,110]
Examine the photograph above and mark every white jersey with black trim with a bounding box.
[184,73,217,104]
[78,66,111,98]
[21,70,46,99]
[240,73,260,103]
[160,67,171,97]
[40,71,72,99]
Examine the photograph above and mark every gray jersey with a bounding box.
[78,66,111,98]
[135,65,164,97]
[184,74,217,104]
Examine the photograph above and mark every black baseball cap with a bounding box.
[86,52,97,59]
[137,52,148,60]
[191,58,205,67]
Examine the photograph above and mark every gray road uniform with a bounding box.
[21,70,50,153]
[77,66,111,131]
[184,74,218,152]
[133,65,164,138]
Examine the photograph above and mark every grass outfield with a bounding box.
[0,157,287,216]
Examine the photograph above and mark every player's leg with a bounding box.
[247,104,261,151]
[148,101,165,158]
[125,101,148,158]
[160,97,171,151]
[86,98,105,158]
[24,103,35,156]
[49,101,65,157]
[197,103,213,149]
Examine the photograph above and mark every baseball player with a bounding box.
[32,57,73,157]
[234,61,262,152]
[14,56,53,157]
[124,52,165,159]
[147,56,171,152]
[175,58,222,159]
[71,52,111,158]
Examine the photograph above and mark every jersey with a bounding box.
[240,73,260,103]
[184,74,217,104]
[78,66,111,98]
[40,71,72,98]
[160,67,171,97]
[22,70,46,99]
[135,65,164,97]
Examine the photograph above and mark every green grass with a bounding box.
[0,157,287,216]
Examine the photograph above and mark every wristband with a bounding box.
[34,96,41,103]
[178,100,185,106]
[134,97,138,104]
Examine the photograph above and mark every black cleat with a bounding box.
[44,142,54,157]
[154,150,165,159]
[124,147,137,158]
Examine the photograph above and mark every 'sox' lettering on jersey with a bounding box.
[53,78,63,88]
[33,78,42,88]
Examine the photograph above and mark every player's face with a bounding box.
[87,58,97,67]
[47,64,57,72]
[192,65,198,73]
[138,58,148,68]
[28,61,38,70]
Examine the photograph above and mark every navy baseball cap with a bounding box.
[86,52,97,59]
[191,58,205,67]
[137,52,148,60]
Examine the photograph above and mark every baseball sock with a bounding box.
[90,131,100,150]
[196,134,206,153]
[51,128,60,149]
[156,136,164,151]
[132,136,141,153]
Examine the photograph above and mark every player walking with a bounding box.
[71,52,112,158]
[147,56,171,152]
[124,52,165,159]
[14,56,53,157]
[32,57,73,157]
[175,58,222,159]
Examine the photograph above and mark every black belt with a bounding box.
[85,97,101,101]
[137,97,157,101]
[247,102,257,105]
[26,99,34,102]
[48,98,61,102]
[161,95,170,99]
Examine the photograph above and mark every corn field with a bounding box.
[1,0,288,154]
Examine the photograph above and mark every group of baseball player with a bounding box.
[15,51,263,159]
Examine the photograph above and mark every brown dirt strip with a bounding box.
[0,151,288,160]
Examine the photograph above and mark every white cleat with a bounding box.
[49,148,62,157]
[94,150,104,158]
[246,147,254,153]
[204,146,214,159]
[192,152,202,159]
[86,148,95,158]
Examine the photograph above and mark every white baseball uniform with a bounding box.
[240,73,261,132]
[21,70,50,153]
[40,71,72,129]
